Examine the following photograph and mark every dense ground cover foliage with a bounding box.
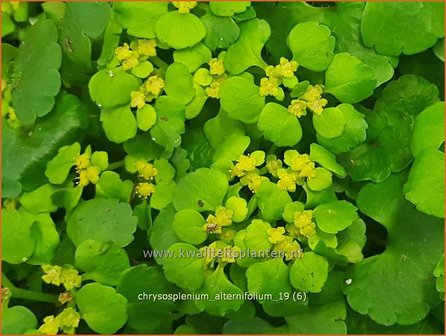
[1,1,445,334]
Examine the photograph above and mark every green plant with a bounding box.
[1,1,444,335]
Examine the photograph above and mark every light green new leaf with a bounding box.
[257,103,302,147]
[136,105,157,131]
[155,11,206,49]
[75,239,130,286]
[288,21,335,72]
[256,181,292,222]
[165,63,195,104]
[173,168,228,212]
[77,283,128,334]
[173,209,207,245]
[313,107,345,139]
[19,183,58,214]
[313,200,358,234]
[2,209,35,264]
[289,252,329,293]
[349,173,444,325]
[89,68,141,109]
[361,2,444,56]
[67,198,137,247]
[411,101,445,157]
[96,171,133,202]
[309,143,346,177]
[101,104,137,144]
[404,148,444,218]
[307,168,332,192]
[45,142,80,184]
[11,19,61,125]
[325,53,376,103]
[113,2,168,38]
[224,18,270,74]
[209,2,250,17]
[220,76,265,124]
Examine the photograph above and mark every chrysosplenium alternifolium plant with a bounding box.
[1,1,445,334]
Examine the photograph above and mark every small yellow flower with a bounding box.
[172,1,197,13]
[122,51,139,70]
[220,246,241,263]
[60,267,82,291]
[42,264,63,287]
[84,166,101,185]
[243,171,268,193]
[299,162,317,179]
[301,84,324,102]
[294,210,316,237]
[75,153,90,171]
[38,315,59,335]
[220,229,236,243]
[208,58,225,76]
[131,90,146,109]
[287,152,311,172]
[115,43,132,61]
[277,170,298,192]
[137,39,157,57]
[205,81,221,99]
[266,156,282,177]
[135,161,158,180]
[231,155,257,177]
[145,75,165,97]
[267,226,286,244]
[259,77,280,97]
[276,239,302,260]
[204,215,221,234]
[278,57,298,78]
[136,182,156,198]
[58,292,73,305]
[55,308,80,329]
[214,207,233,227]
[288,99,307,118]
[306,98,328,115]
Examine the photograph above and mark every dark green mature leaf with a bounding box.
[11,19,61,124]
[361,2,444,56]
[67,198,138,247]
[347,173,444,325]
[2,306,37,334]
[200,13,240,51]
[2,209,35,264]
[2,94,85,198]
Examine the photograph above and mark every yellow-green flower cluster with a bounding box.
[267,227,302,261]
[259,57,298,100]
[288,84,327,117]
[193,55,227,99]
[201,241,241,265]
[172,1,197,13]
[203,206,234,234]
[276,150,317,191]
[286,210,316,238]
[41,265,82,291]
[115,39,157,71]
[130,74,165,109]
[38,308,80,335]
[231,152,269,193]
[135,160,158,198]
[74,148,107,187]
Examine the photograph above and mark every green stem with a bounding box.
[2,273,58,304]
[108,160,125,170]
[152,56,169,72]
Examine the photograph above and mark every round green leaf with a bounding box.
[404,148,444,218]
[136,104,157,132]
[101,104,137,144]
[75,239,130,286]
[77,283,128,334]
[288,21,335,72]
[256,181,292,222]
[313,200,358,234]
[220,76,265,124]
[96,171,133,203]
[89,68,141,109]
[361,2,444,56]
[225,196,248,223]
[257,102,302,147]
[165,63,195,105]
[173,43,212,73]
[325,53,376,103]
[45,142,80,184]
[2,306,37,334]
[200,13,240,51]
[161,243,206,290]
[172,209,207,245]
[131,61,154,78]
[173,168,228,212]
[290,252,329,293]
[313,107,345,139]
[209,2,250,17]
[309,143,346,177]
[155,11,206,49]
[2,209,35,264]
[19,183,58,214]
[307,167,332,192]
[67,198,138,247]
